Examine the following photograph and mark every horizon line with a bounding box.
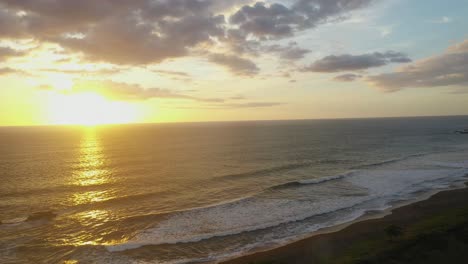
[1,114,468,128]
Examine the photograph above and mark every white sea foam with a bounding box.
[108,149,468,254]
[297,172,350,185]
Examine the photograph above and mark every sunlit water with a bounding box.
[1,117,468,263]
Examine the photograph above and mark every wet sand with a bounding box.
[223,183,468,264]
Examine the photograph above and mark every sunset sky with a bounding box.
[1,0,467,126]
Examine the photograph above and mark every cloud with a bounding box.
[448,87,468,94]
[40,80,283,108]
[303,51,411,72]
[1,0,226,64]
[0,0,375,68]
[223,30,311,61]
[0,47,25,60]
[152,69,191,77]
[176,101,283,109]
[0,67,22,75]
[0,8,28,38]
[225,102,283,108]
[333,73,362,82]
[265,42,311,60]
[42,80,224,102]
[208,53,259,75]
[230,2,296,38]
[367,40,468,92]
[229,0,374,39]
[39,68,121,75]
[152,69,193,82]
[230,95,246,100]
[56,14,225,64]
[447,39,468,53]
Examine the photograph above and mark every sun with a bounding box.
[48,92,139,126]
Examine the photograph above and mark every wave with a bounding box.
[1,211,56,225]
[352,152,430,169]
[108,164,468,253]
[217,161,315,180]
[106,197,381,252]
[431,161,468,168]
[0,181,118,199]
[269,172,354,190]
[216,158,357,182]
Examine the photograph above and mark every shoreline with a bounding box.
[222,181,468,264]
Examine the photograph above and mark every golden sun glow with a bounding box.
[48,92,139,126]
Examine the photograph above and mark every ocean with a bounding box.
[1,116,468,264]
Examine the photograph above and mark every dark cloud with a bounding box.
[223,30,311,61]
[0,0,374,67]
[224,29,262,55]
[229,0,374,39]
[208,0,254,13]
[0,47,25,60]
[367,40,468,92]
[0,0,139,38]
[304,51,411,72]
[230,2,296,38]
[55,14,225,64]
[152,69,191,77]
[0,8,28,38]
[208,53,259,75]
[0,0,226,64]
[333,73,362,82]
[265,42,311,60]
[152,69,192,82]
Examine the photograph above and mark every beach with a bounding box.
[223,182,468,264]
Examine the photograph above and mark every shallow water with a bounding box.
[1,117,468,263]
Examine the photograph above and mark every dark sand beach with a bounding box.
[223,182,468,264]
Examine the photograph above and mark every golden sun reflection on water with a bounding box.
[73,129,110,187]
[64,209,128,247]
[70,128,118,206]
[64,209,114,246]
[72,190,114,204]
[65,129,122,246]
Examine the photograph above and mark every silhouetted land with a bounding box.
[224,181,468,264]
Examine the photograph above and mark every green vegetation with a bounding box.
[384,225,404,242]
[336,205,468,264]
[238,188,468,264]
[248,261,286,264]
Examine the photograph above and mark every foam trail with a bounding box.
[107,151,468,259]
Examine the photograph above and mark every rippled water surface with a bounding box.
[1,117,468,263]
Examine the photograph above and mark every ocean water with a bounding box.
[1,116,468,264]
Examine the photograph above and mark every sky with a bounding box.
[0,0,467,126]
